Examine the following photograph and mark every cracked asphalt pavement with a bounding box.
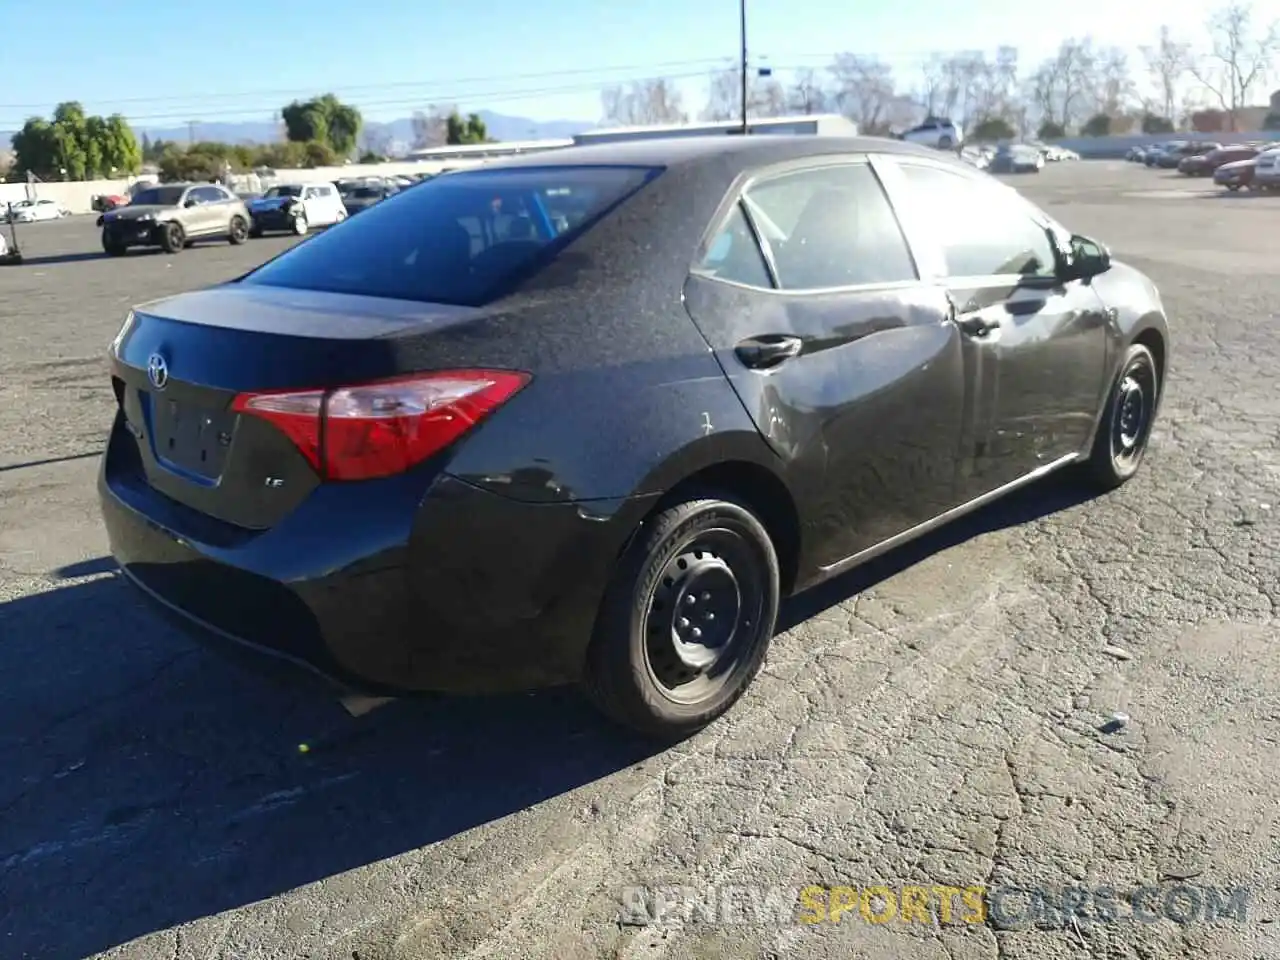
[1,162,1277,960]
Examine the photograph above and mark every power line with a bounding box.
[0,48,972,120]
[0,57,736,113]
[3,68,783,127]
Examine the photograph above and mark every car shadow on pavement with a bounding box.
[0,472,1096,959]
[0,573,659,959]
[780,470,1096,630]
[7,250,164,266]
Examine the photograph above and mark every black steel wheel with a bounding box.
[584,494,780,739]
[158,221,184,254]
[1085,342,1160,489]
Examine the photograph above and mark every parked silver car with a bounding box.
[99,183,252,255]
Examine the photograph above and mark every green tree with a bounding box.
[1081,113,1112,136]
[11,118,58,178]
[1037,120,1067,140]
[10,101,140,179]
[445,111,489,144]
[281,94,362,157]
[970,117,1016,141]
[1141,114,1176,134]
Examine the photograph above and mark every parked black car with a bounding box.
[99,136,1170,738]
[339,179,399,215]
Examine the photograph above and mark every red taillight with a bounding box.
[232,370,530,481]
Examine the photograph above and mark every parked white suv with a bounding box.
[900,117,964,150]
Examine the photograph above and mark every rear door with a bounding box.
[683,157,970,568]
[878,156,1109,500]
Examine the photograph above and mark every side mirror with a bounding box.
[184,198,198,208]
[1065,234,1111,281]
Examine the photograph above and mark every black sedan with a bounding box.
[98,136,1170,738]
[340,180,398,215]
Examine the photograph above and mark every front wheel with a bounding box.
[292,212,309,236]
[1084,343,1160,490]
[158,221,184,254]
[228,215,249,244]
[583,495,781,739]
[102,234,126,257]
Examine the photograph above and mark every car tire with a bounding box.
[1084,343,1160,491]
[102,236,126,257]
[158,221,184,254]
[228,215,249,245]
[938,136,953,149]
[583,494,781,740]
[291,212,308,236]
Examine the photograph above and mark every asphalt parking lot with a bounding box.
[2,162,1277,960]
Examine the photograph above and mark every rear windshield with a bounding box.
[265,185,303,198]
[243,165,662,306]
[131,186,186,206]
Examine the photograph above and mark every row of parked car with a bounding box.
[958,141,1082,173]
[1127,139,1280,191]
[92,173,434,255]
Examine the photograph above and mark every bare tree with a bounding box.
[702,67,746,121]
[411,105,450,149]
[754,78,788,118]
[968,46,1020,123]
[1189,2,1280,129]
[917,55,948,116]
[788,68,829,114]
[1028,38,1099,131]
[1094,47,1137,115]
[359,124,393,156]
[828,53,899,133]
[602,78,688,126]
[1141,26,1193,122]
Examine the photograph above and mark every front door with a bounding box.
[682,158,970,567]
[882,159,1110,499]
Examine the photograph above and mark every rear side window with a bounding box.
[695,204,771,288]
[244,165,661,307]
[740,163,917,290]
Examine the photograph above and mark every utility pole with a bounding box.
[188,120,197,145]
[739,0,749,133]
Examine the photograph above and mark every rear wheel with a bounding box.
[938,135,953,149]
[158,221,184,254]
[583,495,780,739]
[1084,343,1160,490]
[291,212,308,236]
[228,215,249,244]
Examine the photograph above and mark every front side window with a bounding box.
[738,163,918,290]
[897,163,1058,279]
[131,186,186,206]
[243,164,662,307]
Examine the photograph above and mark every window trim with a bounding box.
[875,155,1068,284]
[690,154,927,296]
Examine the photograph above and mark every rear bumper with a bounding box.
[99,417,653,695]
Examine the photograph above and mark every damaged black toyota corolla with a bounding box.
[99,136,1170,738]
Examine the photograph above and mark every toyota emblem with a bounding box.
[146,353,169,390]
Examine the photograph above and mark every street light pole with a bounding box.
[739,0,749,133]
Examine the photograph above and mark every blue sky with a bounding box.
[0,0,1220,129]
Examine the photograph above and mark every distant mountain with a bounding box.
[3,109,595,155]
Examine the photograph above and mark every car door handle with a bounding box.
[735,334,803,369]
[955,314,1001,338]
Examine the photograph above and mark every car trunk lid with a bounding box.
[109,284,484,530]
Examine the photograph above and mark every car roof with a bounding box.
[457,134,967,175]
